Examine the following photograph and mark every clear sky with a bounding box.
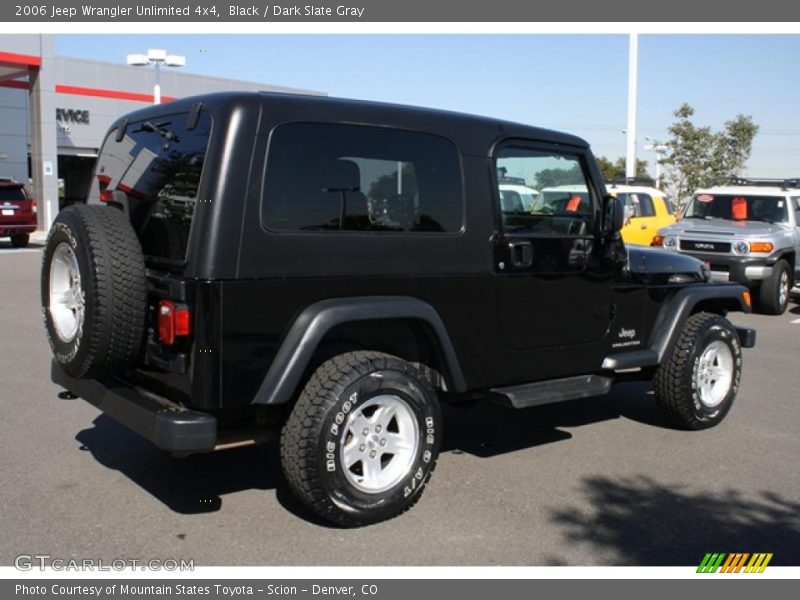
[55,34,800,179]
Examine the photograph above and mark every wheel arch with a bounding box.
[775,251,795,284]
[648,284,753,364]
[252,296,467,406]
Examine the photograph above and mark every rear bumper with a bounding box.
[51,361,217,452]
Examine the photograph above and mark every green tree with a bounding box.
[660,103,759,204]
[595,155,649,181]
[534,164,583,189]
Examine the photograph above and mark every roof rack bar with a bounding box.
[720,176,800,190]
[606,176,657,187]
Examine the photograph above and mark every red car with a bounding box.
[0,178,37,247]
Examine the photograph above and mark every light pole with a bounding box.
[625,33,639,179]
[126,49,186,104]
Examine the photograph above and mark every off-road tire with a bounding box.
[280,351,442,527]
[653,312,742,430]
[757,259,790,315]
[41,204,147,377]
[10,233,29,248]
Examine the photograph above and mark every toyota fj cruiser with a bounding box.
[42,92,756,526]
[654,179,800,314]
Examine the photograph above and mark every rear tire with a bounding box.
[41,204,147,377]
[280,351,441,526]
[653,312,741,430]
[757,259,790,315]
[10,233,29,248]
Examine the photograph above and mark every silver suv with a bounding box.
[655,179,800,314]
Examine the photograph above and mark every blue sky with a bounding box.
[56,34,800,178]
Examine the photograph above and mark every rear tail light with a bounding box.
[99,190,114,202]
[32,199,37,214]
[157,300,191,346]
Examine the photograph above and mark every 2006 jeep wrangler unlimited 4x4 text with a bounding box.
[42,92,756,526]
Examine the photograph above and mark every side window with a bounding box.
[262,123,463,233]
[638,193,656,217]
[617,192,641,219]
[495,147,595,235]
[792,197,800,225]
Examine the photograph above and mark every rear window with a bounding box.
[685,193,788,223]
[93,112,212,261]
[262,123,463,233]
[0,187,26,202]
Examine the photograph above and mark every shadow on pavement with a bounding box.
[0,241,44,250]
[443,381,674,457]
[75,381,677,524]
[549,475,800,565]
[75,415,347,526]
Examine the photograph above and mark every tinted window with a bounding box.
[638,193,655,217]
[792,197,800,224]
[262,123,463,233]
[495,147,594,235]
[93,112,212,260]
[685,193,788,223]
[0,187,26,202]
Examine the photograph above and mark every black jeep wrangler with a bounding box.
[41,92,756,526]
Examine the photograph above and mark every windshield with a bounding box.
[685,193,788,223]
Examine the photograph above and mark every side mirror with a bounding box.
[602,194,625,236]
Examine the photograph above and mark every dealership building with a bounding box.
[0,35,324,231]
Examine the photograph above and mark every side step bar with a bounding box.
[491,374,613,409]
[51,361,217,452]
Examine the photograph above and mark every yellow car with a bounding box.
[607,182,677,246]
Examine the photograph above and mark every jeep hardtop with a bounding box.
[42,92,756,526]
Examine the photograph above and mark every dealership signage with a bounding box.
[56,108,90,125]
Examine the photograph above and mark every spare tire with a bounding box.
[41,204,147,377]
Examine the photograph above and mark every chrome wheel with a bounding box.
[695,340,734,408]
[339,395,420,494]
[48,243,84,343]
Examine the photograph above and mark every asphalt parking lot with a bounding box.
[1,238,798,567]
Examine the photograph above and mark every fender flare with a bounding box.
[602,283,754,371]
[252,296,467,405]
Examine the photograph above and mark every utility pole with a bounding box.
[625,33,638,179]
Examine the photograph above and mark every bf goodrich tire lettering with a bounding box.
[280,351,442,526]
[41,204,147,377]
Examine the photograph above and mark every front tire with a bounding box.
[280,351,441,526]
[653,312,742,430]
[757,259,790,315]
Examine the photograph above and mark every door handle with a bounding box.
[509,241,533,267]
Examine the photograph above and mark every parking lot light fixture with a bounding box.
[125,48,186,104]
